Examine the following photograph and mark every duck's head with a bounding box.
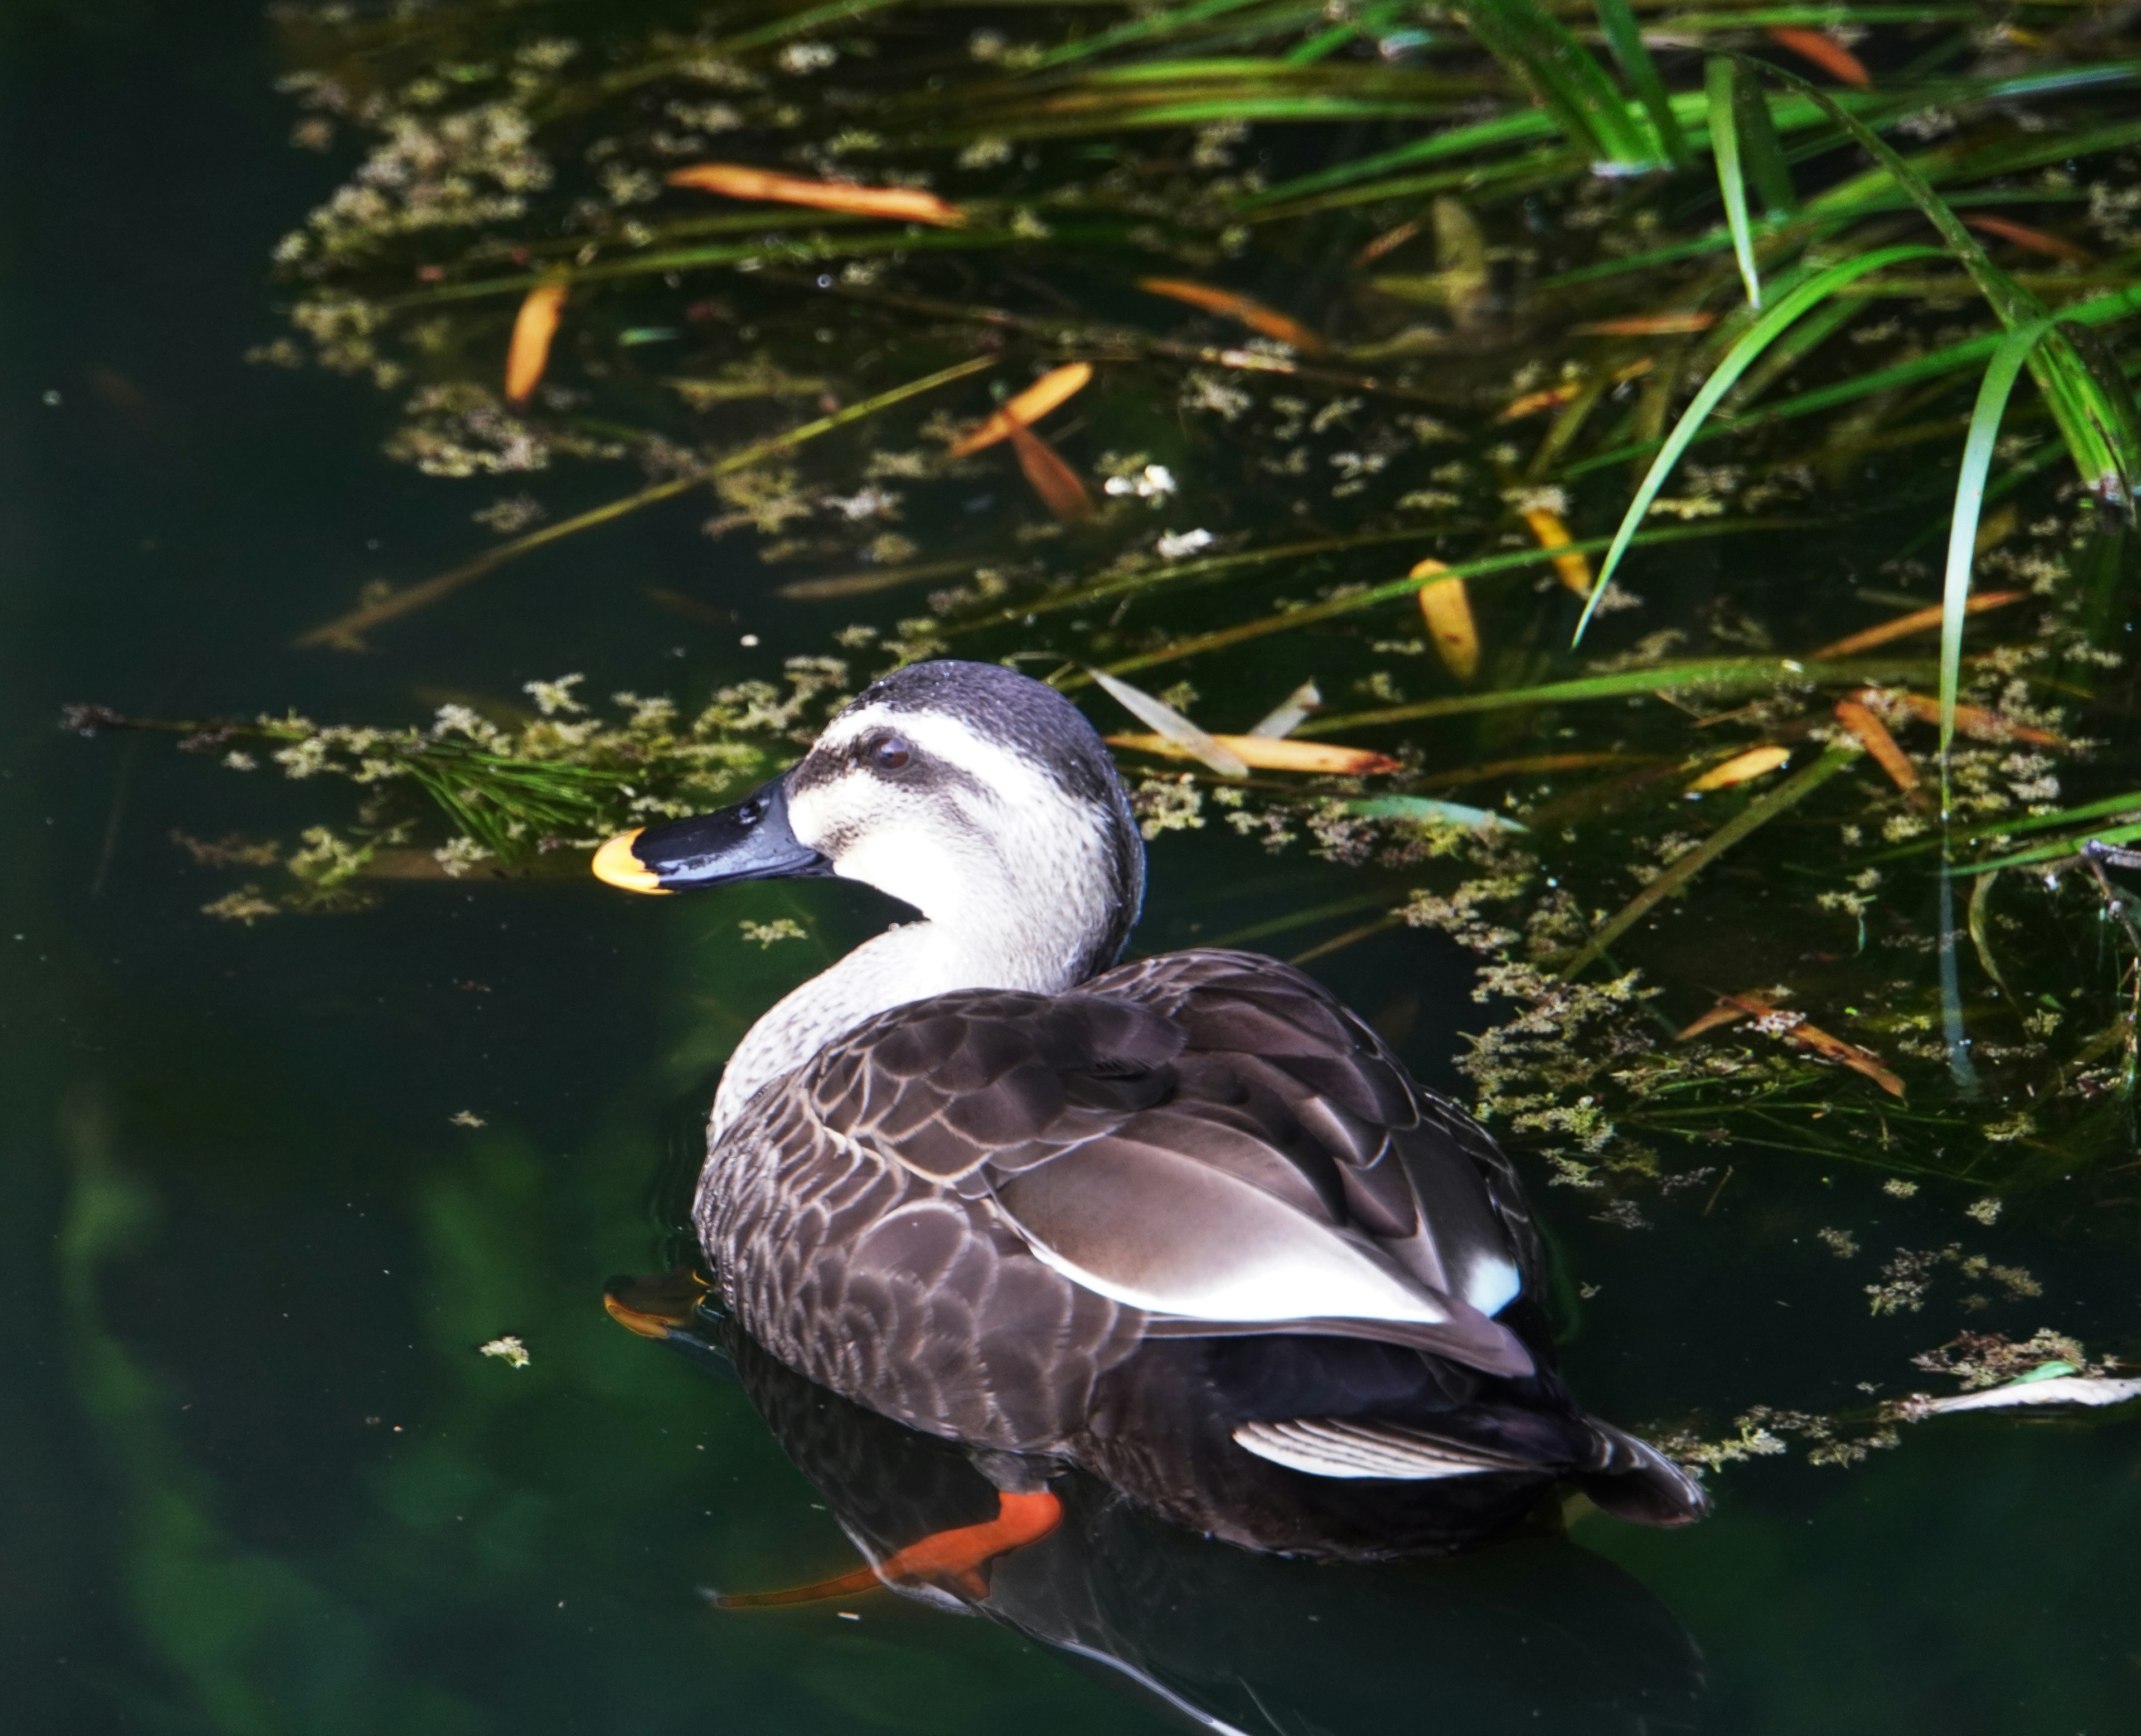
[593,660,1146,985]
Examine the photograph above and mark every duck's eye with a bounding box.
[869,734,913,774]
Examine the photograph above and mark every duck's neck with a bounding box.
[710,913,1089,1137]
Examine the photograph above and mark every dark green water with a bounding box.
[4,5,2138,1733]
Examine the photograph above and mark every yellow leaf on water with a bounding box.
[1412,559,1479,682]
[947,363,1093,458]
[504,280,566,404]
[665,163,965,226]
[1521,508,1593,597]
[1135,278,1326,353]
[1107,734,1401,775]
[1687,745,1793,791]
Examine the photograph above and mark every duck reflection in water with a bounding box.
[611,1288,1705,1736]
[594,661,1703,1619]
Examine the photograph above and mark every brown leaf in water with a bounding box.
[1962,215,2096,266]
[1106,734,1401,775]
[1006,420,1094,522]
[1354,215,1423,265]
[1676,1001,1751,1040]
[1521,507,1592,596]
[1869,688,2064,747]
[1135,278,1328,352]
[1832,698,1921,796]
[1692,991,1906,1097]
[1412,560,1479,682]
[504,280,567,404]
[1765,27,1873,88]
[1809,589,2026,658]
[1570,313,1718,337]
[1687,745,1793,791]
[665,163,965,226]
[947,363,1093,458]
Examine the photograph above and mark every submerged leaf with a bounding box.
[947,363,1094,458]
[665,163,965,226]
[1810,589,2026,659]
[1135,277,1327,351]
[1413,560,1480,681]
[1763,27,1872,90]
[1909,1375,2141,1415]
[1962,214,2096,266]
[1687,745,1791,791]
[1006,420,1094,522]
[1833,697,1921,796]
[504,280,567,404]
[1346,796,1525,832]
[1521,507,1592,597]
[1247,681,1321,739]
[1107,734,1400,774]
[1088,670,1249,777]
[1695,991,1906,1097]
[1570,313,1718,337]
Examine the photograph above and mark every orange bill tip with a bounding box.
[592,829,666,894]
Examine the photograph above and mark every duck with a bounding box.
[593,658,1706,1555]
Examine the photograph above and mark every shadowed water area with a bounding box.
[5,1,2140,1730]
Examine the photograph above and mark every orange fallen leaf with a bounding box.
[1105,733,1401,775]
[947,362,1093,458]
[1412,559,1479,682]
[1570,312,1717,337]
[1677,1001,1751,1040]
[1867,688,2064,747]
[1499,358,1652,421]
[1498,385,1582,421]
[1833,698,1921,796]
[1962,214,2096,266]
[1007,419,1094,522]
[1809,589,2026,658]
[1687,745,1793,791]
[665,163,965,227]
[1695,991,1906,1097]
[504,279,567,404]
[1135,278,1327,353]
[1355,215,1424,266]
[1522,507,1592,596]
[1765,27,1873,89]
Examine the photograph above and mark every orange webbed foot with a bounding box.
[713,1488,1062,1609]
[602,1269,711,1340]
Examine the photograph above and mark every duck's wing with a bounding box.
[801,949,1537,1379]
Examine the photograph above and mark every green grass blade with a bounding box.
[1707,57,1762,310]
[1460,0,1656,168]
[1299,657,1935,732]
[1938,317,2059,810]
[1752,57,2137,508]
[1561,744,1864,977]
[1570,243,1948,646]
[1597,0,1689,167]
[1029,0,1275,70]
[1733,56,1798,215]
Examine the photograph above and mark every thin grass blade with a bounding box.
[1707,57,1763,309]
[1596,0,1689,167]
[1936,317,2057,811]
[1571,243,1946,646]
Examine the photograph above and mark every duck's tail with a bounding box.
[1229,1404,1709,1528]
[1573,1417,1709,1527]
